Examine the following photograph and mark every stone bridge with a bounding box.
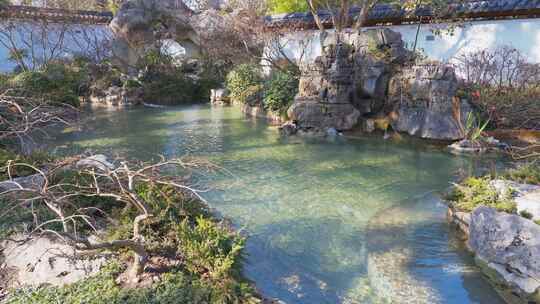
[0,5,113,24]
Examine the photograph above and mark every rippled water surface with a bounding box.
[49,105,505,303]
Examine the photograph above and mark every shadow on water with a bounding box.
[366,194,505,304]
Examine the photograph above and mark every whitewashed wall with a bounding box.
[0,22,111,72]
[264,18,540,70]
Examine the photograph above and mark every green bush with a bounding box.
[446,177,517,213]
[178,216,245,281]
[268,0,308,14]
[226,64,263,104]
[0,73,9,90]
[140,68,201,105]
[263,70,298,114]
[7,63,87,107]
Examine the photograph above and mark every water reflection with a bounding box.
[48,105,504,303]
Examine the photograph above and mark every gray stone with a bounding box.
[110,0,200,74]
[390,64,471,140]
[469,207,540,303]
[489,179,540,221]
[288,98,360,131]
[325,127,339,137]
[449,137,509,154]
[287,28,470,140]
[363,119,376,133]
[76,155,115,172]
[279,122,298,136]
[1,235,109,288]
[516,191,540,221]
[0,174,45,192]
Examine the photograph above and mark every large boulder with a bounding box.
[1,235,109,289]
[389,64,472,140]
[110,0,199,74]
[469,207,540,303]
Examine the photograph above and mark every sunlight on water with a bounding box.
[48,105,505,304]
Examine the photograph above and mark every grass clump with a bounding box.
[504,162,540,185]
[446,177,517,213]
[6,262,250,304]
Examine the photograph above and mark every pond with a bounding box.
[48,105,505,304]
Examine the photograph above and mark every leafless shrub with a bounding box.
[0,90,77,152]
[0,155,213,284]
[454,46,540,130]
[455,46,540,90]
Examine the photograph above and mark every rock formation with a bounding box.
[389,64,472,140]
[109,0,200,74]
[288,43,361,131]
[287,28,472,141]
[469,207,540,304]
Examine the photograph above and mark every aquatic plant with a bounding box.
[463,112,490,143]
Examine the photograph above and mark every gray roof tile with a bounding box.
[266,0,540,26]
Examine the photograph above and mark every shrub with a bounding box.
[226,64,263,104]
[268,0,308,14]
[6,262,253,304]
[7,63,87,107]
[455,46,540,130]
[264,70,298,115]
[178,216,245,281]
[447,177,517,213]
[140,68,201,105]
[3,183,257,304]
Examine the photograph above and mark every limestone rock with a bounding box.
[469,207,540,303]
[1,235,108,288]
[390,65,471,140]
[76,155,115,172]
[516,190,540,222]
[489,179,540,221]
[287,98,360,131]
[110,0,199,74]
[0,174,45,192]
[449,137,509,154]
[352,29,413,114]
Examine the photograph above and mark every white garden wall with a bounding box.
[263,18,540,70]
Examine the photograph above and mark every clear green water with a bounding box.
[49,105,505,303]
